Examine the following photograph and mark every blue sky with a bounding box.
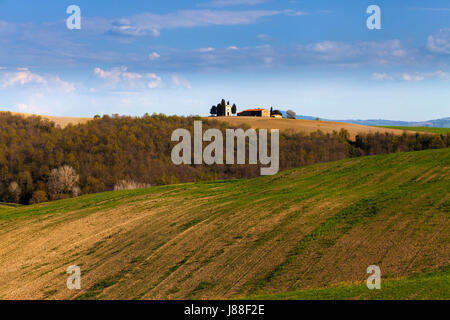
[0,0,449,120]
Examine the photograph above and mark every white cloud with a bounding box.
[426,29,450,54]
[427,70,449,79]
[257,34,271,41]
[94,66,162,89]
[54,76,76,93]
[148,52,161,61]
[0,10,307,69]
[415,75,425,81]
[110,91,140,95]
[172,75,192,89]
[108,21,160,37]
[404,70,448,81]
[318,10,334,14]
[301,39,414,65]
[0,20,15,35]
[283,9,306,16]
[372,73,393,81]
[402,73,425,81]
[196,47,215,52]
[392,49,407,57]
[1,69,47,88]
[372,70,448,81]
[0,69,76,93]
[201,0,268,8]
[401,73,411,81]
[103,10,283,36]
[132,39,419,72]
[146,73,162,88]
[94,66,140,82]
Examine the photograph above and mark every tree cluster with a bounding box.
[0,112,448,205]
[270,107,282,117]
[210,99,237,116]
[286,110,296,119]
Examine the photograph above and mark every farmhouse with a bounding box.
[237,108,270,117]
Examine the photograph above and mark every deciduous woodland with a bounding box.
[0,112,448,205]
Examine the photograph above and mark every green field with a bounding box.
[246,266,449,300]
[378,126,450,134]
[0,148,449,300]
[0,203,22,211]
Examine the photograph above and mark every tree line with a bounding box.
[210,99,237,116]
[0,112,448,205]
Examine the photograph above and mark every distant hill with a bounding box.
[280,112,450,128]
[377,126,450,135]
[214,116,419,138]
[334,118,450,128]
[0,149,448,299]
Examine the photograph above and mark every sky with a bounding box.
[0,0,450,121]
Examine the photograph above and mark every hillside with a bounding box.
[214,117,418,138]
[4,112,445,206]
[246,266,449,300]
[347,117,450,128]
[1,111,419,137]
[0,149,449,300]
[286,113,450,128]
[378,126,450,135]
[1,111,92,128]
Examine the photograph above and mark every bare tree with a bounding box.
[286,110,296,119]
[72,186,81,197]
[8,181,21,203]
[48,165,80,200]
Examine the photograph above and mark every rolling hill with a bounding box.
[214,117,418,138]
[0,149,448,300]
[1,111,420,138]
[1,111,92,128]
[339,117,450,128]
[377,126,450,135]
[284,112,450,128]
[245,266,449,300]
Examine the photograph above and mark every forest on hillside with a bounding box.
[0,112,448,205]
